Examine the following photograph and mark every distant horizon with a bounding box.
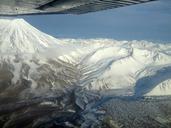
[0,17,170,44]
[5,0,171,43]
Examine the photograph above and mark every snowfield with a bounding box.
[60,39,171,96]
[0,18,171,128]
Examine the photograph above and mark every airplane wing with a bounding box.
[0,0,156,16]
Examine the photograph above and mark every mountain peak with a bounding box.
[0,18,59,53]
[8,19,30,29]
[0,18,28,30]
[9,18,27,24]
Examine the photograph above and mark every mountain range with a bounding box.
[0,18,171,128]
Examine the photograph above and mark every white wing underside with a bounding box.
[0,0,156,16]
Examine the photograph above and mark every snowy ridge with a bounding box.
[61,39,171,96]
[0,18,171,128]
[0,18,171,97]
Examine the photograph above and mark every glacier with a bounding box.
[0,18,171,128]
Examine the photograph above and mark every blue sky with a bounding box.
[22,0,171,43]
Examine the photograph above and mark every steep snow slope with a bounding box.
[61,39,171,96]
[146,79,171,96]
[0,19,55,53]
[0,18,94,62]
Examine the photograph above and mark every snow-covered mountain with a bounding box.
[0,18,171,98]
[0,18,171,128]
[0,19,80,99]
[60,39,171,96]
[0,19,58,53]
